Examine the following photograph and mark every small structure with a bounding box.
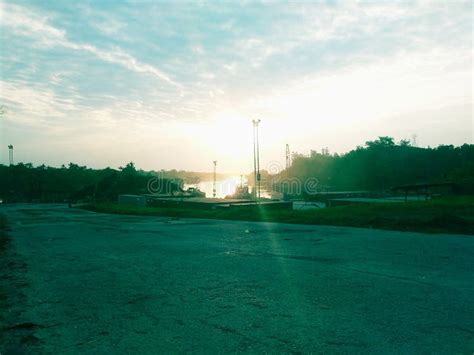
[391,182,455,202]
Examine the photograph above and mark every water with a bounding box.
[185,176,244,198]
[185,176,274,199]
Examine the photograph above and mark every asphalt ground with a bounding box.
[1,204,473,353]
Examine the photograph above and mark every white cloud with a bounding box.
[0,0,471,170]
[0,3,179,87]
[0,80,78,121]
[0,3,65,41]
[251,46,471,119]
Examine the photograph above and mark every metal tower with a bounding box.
[252,119,261,201]
[285,144,291,170]
[8,145,13,166]
[212,160,217,198]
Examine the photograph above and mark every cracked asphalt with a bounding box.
[1,204,473,353]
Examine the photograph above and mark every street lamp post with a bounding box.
[213,160,217,198]
[8,145,13,166]
[252,119,261,201]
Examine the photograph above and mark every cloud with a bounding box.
[0,0,471,170]
[65,43,177,86]
[0,2,65,41]
[0,3,179,87]
[243,42,465,129]
[0,80,79,122]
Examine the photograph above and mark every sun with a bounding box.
[208,112,254,159]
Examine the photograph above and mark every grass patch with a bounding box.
[79,196,474,235]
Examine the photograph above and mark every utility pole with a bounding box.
[252,119,261,201]
[212,160,217,198]
[8,145,13,166]
[285,144,291,170]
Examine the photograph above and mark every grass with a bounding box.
[79,196,474,235]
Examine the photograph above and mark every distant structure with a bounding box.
[212,160,217,198]
[286,144,291,170]
[8,144,13,166]
[411,134,418,147]
[252,119,261,201]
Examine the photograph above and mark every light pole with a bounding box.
[286,144,291,170]
[212,160,217,198]
[252,119,261,201]
[8,145,13,166]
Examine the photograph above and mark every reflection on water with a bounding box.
[185,176,272,199]
[186,176,245,198]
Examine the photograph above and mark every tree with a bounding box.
[365,136,395,148]
[399,139,411,147]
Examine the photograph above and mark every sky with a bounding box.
[0,0,472,173]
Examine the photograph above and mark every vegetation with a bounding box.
[268,137,474,195]
[1,137,473,203]
[0,162,182,203]
[80,196,474,235]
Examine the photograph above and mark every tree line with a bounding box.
[0,162,182,203]
[1,137,473,202]
[269,137,474,195]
